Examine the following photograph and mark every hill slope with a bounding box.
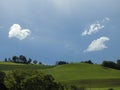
[43,63,120,81]
[0,62,120,87]
[43,63,120,87]
[0,62,53,71]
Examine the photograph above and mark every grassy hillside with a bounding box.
[43,63,120,80]
[43,63,120,87]
[0,62,120,88]
[0,62,53,71]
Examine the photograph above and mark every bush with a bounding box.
[0,71,6,83]
[108,88,114,90]
[81,60,93,64]
[0,71,7,90]
[70,85,86,90]
[0,83,8,90]
[102,61,117,69]
[56,61,68,65]
[4,70,64,90]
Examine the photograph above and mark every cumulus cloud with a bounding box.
[82,17,110,36]
[84,37,110,52]
[82,23,104,36]
[8,24,31,40]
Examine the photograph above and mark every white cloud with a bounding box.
[8,24,31,40]
[82,23,104,36]
[102,17,110,22]
[82,17,110,36]
[84,37,110,52]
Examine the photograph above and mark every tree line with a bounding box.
[102,59,120,70]
[4,55,42,64]
[56,60,120,70]
[3,55,120,70]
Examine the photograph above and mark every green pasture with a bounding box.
[43,63,120,80]
[43,63,120,88]
[0,62,53,71]
[0,62,120,89]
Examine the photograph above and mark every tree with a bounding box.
[39,61,42,65]
[82,60,93,64]
[56,61,68,65]
[0,71,6,83]
[102,61,116,69]
[117,59,120,65]
[4,58,7,62]
[5,70,64,90]
[22,74,64,90]
[0,83,8,90]
[19,55,27,64]
[8,58,12,62]
[27,58,32,64]
[33,60,38,64]
[12,56,18,63]
[116,59,120,69]
[0,71,7,90]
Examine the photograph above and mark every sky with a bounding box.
[0,0,120,64]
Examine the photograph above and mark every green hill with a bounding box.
[0,62,53,71]
[43,63,120,88]
[43,63,120,80]
[0,62,120,88]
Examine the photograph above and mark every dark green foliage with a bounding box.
[56,61,68,65]
[19,55,27,64]
[8,58,12,62]
[4,58,7,62]
[39,61,42,65]
[6,55,34,64]
[81,60,93,64]
[116,59,120,69]
[79,87,86,90]
[102,61,116,69]
[71,85,79,90]
[4,70,64,90]
[102,60,120,70]
[27,58,32,64]
[0,71,7,90]
[70,85,86,90]
[0,71,5,83]
[108,88,114,90]
[0,83,8,90]
[12,56,18,63]
[33,60,38,64]
[117,59,120,65]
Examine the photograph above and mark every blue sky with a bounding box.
[0,0,120,64]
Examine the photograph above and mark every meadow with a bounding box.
[0,61,120,90]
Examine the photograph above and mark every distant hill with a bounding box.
[0,62,120,88]
[43,63,120,87]
[0,62,53,71]
[43,63,120,80]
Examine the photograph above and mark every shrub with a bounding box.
[4,70,64,90]
[102,61,116,69]
[108,88,114,90]
[56,61,68,65]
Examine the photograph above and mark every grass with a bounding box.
[0,62,120,88]
[43,63,120,80]
[42,63,120,88]
[0,61,54,71]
